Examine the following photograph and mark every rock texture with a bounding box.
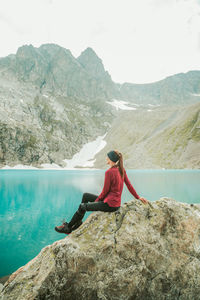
[1,198,200,300]
[0,43,200,168]
[0,44,119,167]
[119,70,200,105]
[94,102,200,169]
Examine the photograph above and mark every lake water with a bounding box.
[0,169,199,277]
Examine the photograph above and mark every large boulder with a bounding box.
[1,198,200,300]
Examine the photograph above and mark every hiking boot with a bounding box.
[71,220,83,231]
[55,222,72,234]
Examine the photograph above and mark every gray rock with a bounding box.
[1,198,200,300]
[0,43,200,168]
[94,102,200,169]
[0,43,119,167]
[119,71,200,105]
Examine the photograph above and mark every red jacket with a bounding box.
[95,166,140,207]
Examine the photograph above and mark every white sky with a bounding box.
[0,0,200,83]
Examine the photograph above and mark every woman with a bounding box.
[55,150,148,234]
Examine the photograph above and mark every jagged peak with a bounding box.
[15,43,74,61]
[16,44,36,56]
[77,47,108,80]
[79,47,99,56]
[77,47,102,63]
[39,43,73,57]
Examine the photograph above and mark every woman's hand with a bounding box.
[139,197,148,204]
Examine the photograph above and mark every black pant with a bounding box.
[68,193,120,228]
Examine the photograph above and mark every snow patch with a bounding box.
[107,99,137,111]
[1,163,100,170]
[1,135,107,170]
[41,163,62,169]
[63,133,107,168]
[191,93,200,97]
[147,109,153,112]
[2,164,38,169]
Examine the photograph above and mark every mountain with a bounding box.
[0,43,200,168]
[0,44,118,100]
[1,43,200,105]
[119,71,200,105]
[0,44,119,167]
[77,47,118,99]
[77,47,110,80]
[93,102,200,169]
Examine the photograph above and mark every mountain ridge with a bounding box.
[93,102,200,169]
[0,43,199,168]
[1,43,200,104]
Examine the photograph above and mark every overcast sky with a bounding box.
[0,0,200,83]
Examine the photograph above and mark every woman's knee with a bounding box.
[82,193,90,203]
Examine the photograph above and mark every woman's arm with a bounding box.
[124,170,148,204]
[95,170,111,202]
[124,170,140,199]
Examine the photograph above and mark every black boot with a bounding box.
[68,210,85,228]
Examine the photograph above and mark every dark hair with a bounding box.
[114,150,124,179]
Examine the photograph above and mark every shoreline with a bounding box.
[0,167,199,171]
[0,167,101,170]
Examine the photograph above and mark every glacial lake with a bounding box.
[0,169,199,277]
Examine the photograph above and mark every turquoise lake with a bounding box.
[0,169,199,277]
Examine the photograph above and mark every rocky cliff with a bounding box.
[1,198,200,300]
[0,44,119,167]
[0,44,118,101]
[0,43,200,168]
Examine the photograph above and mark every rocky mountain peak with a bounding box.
[78,47,101,62]
[14,44,48,85]
[39,43,74,61]
[0,43,200,169]
[16,44,36,57]
[77,47,107,79]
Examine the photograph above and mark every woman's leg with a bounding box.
[81,193,98,204]
[68,193,98,228]
[55,193,98,233]
[55,193,119,234]
[68,200,119,230]
[82,201,119,213]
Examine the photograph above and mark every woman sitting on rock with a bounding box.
[55,150,148,234]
